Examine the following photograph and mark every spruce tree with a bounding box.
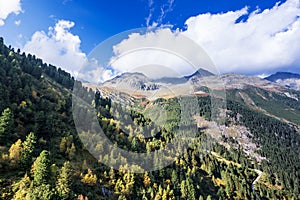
[0,108,14,143]
[56,161,72,200]
[33,150,50,186]
[21,132,36,167]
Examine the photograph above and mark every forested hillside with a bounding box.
[0,37,299,200]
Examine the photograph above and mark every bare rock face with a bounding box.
[85,70,299,103]
[218,74,284,92]
[103,72,160,91]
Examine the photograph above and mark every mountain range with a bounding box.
[93,69,295,100]
[0,37,299,199]
[265,72,300,91]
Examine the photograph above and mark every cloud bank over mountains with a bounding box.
[183,0,300,75]
[105,0,300,80]
[15,0,300,81]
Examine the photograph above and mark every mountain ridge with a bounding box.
[265,71,300,91]
[98,71,288,99]
[265,71,300,81]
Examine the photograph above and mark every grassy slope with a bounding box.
[227,87,300,125]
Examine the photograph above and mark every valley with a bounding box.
[0,38,299,199]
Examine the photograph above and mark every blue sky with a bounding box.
[0,0,299,77]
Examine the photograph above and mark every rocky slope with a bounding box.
[87,71,289,100]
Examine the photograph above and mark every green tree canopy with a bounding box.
[0,108,14,143]
[56,161,73,200]
[33,150,51,186]
[21,132,36,167]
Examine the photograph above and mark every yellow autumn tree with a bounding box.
[81,168,97,186]
[9,139,22,164]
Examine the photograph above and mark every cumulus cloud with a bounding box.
[183,0,300,74]
[77,58,114,83]
[113,0,300,78]
[23,20,87,75]
[0,0,22,26]
[109,28,215,79]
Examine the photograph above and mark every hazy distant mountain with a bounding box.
[220,73,283,91]
[103,68,215,92]
[265,72,300,81]
[150,68,215,84]
[95,70,294,104]
[184,68,215,79]
[103,72,160,91]
[101,71,288,95]
[265,72,300,91]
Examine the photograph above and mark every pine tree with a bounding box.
[12,173,31,200]
[0,108,14,142]
[171,170,178,184]
[186,178,196,200]
[21,132,36,167]
[33,150,50,186]
[56,161,72,200]
[26,183,54,200]
[131,137,138,151]
[180,180,187,198]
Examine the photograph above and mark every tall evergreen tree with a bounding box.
[56,161,72,200]
[26,184,54,200]
[186,178,196,200]
[21,132,36,167]
[33,150,51,186]
[0,107,14,143]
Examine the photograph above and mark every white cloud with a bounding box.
[157,0,174,25]
[0,0,22,26]
[23,20,87,75]
[256,73,270,79]
[112,0,300,78]
[109,29,216,79]
[145,0,175,28]
[183,0,300,74]
[14,20,21,26]
[77,58,114,83]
